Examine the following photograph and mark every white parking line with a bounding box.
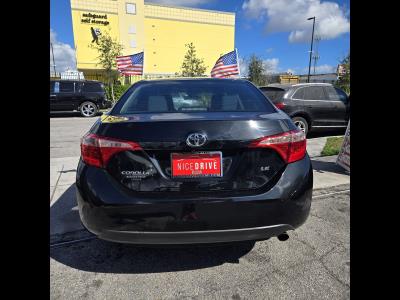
[50,236,97,248]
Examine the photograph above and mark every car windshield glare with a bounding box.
[112,80,275,115]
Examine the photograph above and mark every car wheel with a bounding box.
[292,116,309,135]
[80,102,98,117]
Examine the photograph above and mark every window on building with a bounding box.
[126,3,136,14]
[130,39,137,48]
[128,25,136,34]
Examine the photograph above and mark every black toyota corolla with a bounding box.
[76,78,313,245]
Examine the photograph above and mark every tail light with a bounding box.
[80,133,142,168]
[275,102,286,109]
[249,129,306,163]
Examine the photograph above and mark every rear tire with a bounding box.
[292,116,309,136]
[80,101,98,117]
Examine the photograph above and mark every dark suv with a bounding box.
[50,80,112,117]
[259,83,349,135]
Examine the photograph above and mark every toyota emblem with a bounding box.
[186,133,207,147]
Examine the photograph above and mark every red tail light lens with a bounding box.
[275,102,286,109]
[249,129,306,163]
[80,133,142,168]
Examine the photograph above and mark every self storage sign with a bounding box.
[81,12,110,26]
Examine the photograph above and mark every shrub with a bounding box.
[105,85,130,103]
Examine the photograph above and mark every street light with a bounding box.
[307,16,316,83]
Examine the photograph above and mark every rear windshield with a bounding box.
[260,87,286,103]
[111,80,276,114]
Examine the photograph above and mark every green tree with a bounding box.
[90,31,123,101]
[336,54,350,94]
[248,54,267,86]
[180,43,207,77]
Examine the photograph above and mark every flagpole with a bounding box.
[235,48,241,78]
[142,48,145,80]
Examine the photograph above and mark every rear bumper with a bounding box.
[99,224,293,245]
[76,155,313,244]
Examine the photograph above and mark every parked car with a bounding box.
[50,80,112,117]
[259,83,350,135]
[76,78,313,245]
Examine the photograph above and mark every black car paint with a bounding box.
[259,84,349,130]
[76,79,313,244]
[50,80,112,112]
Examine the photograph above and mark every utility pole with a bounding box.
[312,35,321,75]
[307,16,316,83]
[50,41,57,75]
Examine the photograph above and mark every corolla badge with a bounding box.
[186,133,207,147]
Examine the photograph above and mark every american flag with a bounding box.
[211,50,240,78]
[116,52,144,75]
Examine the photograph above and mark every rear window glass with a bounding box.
[82,82,103,92]
[112,80,276,114]
[260,87,286,103]
[334,87,348,102]
[325,86,340,100]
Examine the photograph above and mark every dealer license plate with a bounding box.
[171,152,223,178]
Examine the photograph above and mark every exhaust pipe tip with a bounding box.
[277,232,289,241]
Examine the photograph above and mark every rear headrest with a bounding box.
[148,96,169,112]
[210,94,222,110]
[211,94,241,111]
[221,95,241,111]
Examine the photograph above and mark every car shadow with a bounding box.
[50,111,103,118]
[50,184,85,237]
[50,184,256,274]
[311,159,349,175]
[307,128,346,139]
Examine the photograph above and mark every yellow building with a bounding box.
[70,0,235,80]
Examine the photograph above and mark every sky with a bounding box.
[50,0,350,75]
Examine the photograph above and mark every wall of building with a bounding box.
[116,0,145,56]
[70,0,235,78]
[144,3,235,75]
[71,0,121,70]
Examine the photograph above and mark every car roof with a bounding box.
[260,84,293,90]
[291,82,333,87]
[260,82,333,90]
[136,77,249,84]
